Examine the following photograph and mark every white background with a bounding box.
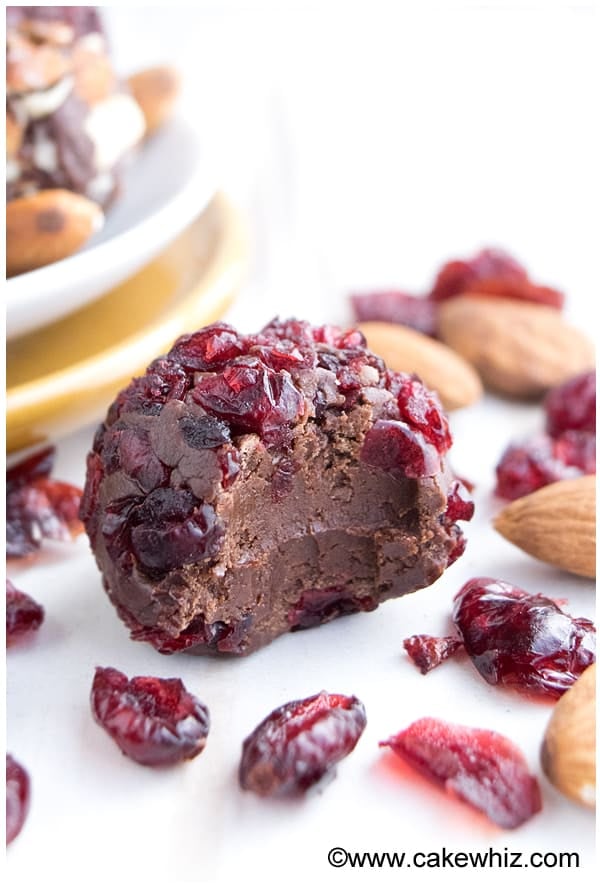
[6,3,598,885]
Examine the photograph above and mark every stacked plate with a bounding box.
[6,118,247,454]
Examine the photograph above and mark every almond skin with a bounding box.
[6,189,104,276]
[128,66,180,136]
[541,664,595,808]
[357,321,482,411]
[438,295,595,398]
[494,476,596,578]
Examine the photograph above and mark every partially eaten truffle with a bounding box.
[81,319,473,656]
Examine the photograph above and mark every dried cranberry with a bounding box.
[90,666,210,766]
[403,635,463,674]
[192,359,304,436]
[553,430,596,473]
[101,425,169,493]
[453,578,596,699]
[380,718,541,828]
[351,291,438,337]
[6,755,30,845]
[7,447,83,558]
[494,435,582,500]
[288,586,377,630]
[6,579,44,645]
[429,248,564,309]
[128,489,223,574]
[361,419,441,479]
[171,324,246,371]
[239,692,366,797]
[389,374,452,454]
[108,358,189,421]
[544,371,596,437]
[178,415,231,449]
[443,480,475,522]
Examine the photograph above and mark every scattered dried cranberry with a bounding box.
[495,435,582,500]
[6,579,44,646]
[7,446,83,558]
[239,691,366,797]
[351,291,438,337]
[6,755,30,845]
[380,718,541,829]
[544,371,596,437]
[453,578,596,698]
[429,248,564,309]
[403,635,463,674]
[90,666,210,766]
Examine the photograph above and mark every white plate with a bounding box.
[6,116,217,340]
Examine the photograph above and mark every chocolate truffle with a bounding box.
[81,319,473,656]
[6,6,145,207]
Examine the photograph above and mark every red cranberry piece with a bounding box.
[380,718,541,828]
[443,480,475,523]
[6,755,30,845]
[495,434,582,500]
[6,579,44,646]
[288,586,377,631]
[7,447,83,559]
[192,359,304,436]
[553,430,596,473]
[361,419,441,479]
[108,358,190,421]
[351,291,438,337]
[430,249,527,301]
[388,374,452,454]
[90,666,210,766]
[429,248,564,309]
[102,425,169,493]
[544,371,596,437]
[453,577,596,699]
[178,414,231,449]
[129,489,223,574]
[239,691,366,797]
[403,635,463,674]
[170,323,246,371]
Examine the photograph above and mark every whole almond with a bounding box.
[357,321,483,411]
[128,66,180,136]
[72,45,117,105]
[541,664,595,808]
[438,295,595,398]
[6,189,104,276]
[494,476,596,578]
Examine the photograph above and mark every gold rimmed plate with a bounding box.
[7,192,247,454]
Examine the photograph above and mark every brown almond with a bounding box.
[438,295,595,398]
[541,664,595,808]
[6,111,23,158]
[494,476,596,578]
[6,189,104,276]
[127,66,180,136]
[357,321,483,411]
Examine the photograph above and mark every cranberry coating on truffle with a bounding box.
[82,319,472,656]
[90,666,210,766]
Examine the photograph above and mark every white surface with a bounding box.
[6,116,216,339]
[6,3,598,885]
